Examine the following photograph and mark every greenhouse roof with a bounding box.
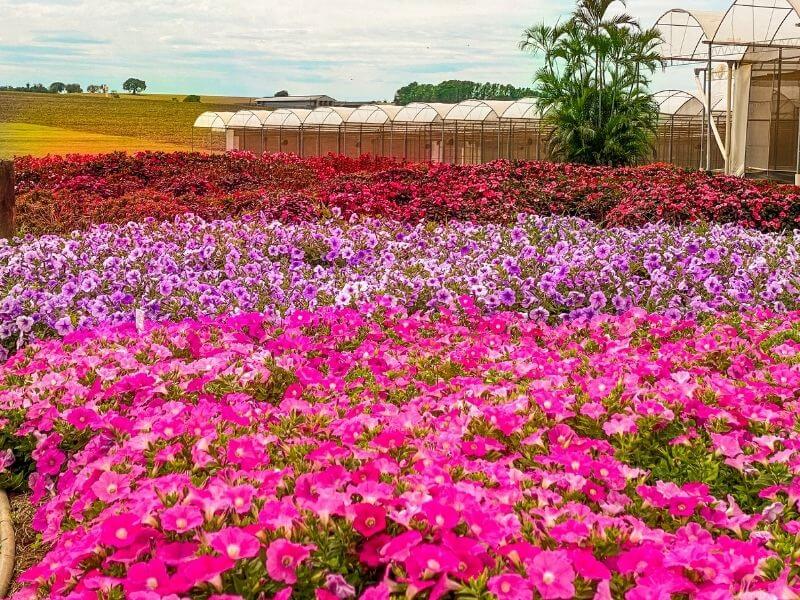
[194,99,550,131]
[393,103,454,123]
[303,106,356,126]
[656,0,800,63]
[654,90,705,116]
[346,104,404,125]
[443,100,517,122]
[193,111,237,129]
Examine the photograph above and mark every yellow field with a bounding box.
[0,91,252,157]
[0,123,190,159]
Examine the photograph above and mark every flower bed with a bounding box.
[14,152,800,235]
[3,306,800,598]
[3,213,800,354]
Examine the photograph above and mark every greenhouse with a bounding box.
[193,99,550,164]
[655,0,800,180]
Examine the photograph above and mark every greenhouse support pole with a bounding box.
[725,62,732,174]
[0,161,15,239]
[359,124,363,157]
[454,122,459,165]
[669,115,674,164]
[496,124,500,162]
[706,44,712,171]
[479,123,484,164]
[441,123,446,163]
[774,50,783,174]
[317,126,321,156]
[699,112,705,170]
[404,124,408,160]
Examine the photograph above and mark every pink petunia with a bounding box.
[528,550,575,600]
[124,559,172,594]
[99,513,146,548]
[210,527,261,560]
[352,503,386,537]
[91,471,131,503]
[160,505,204,533]
[488,573,532,600]
[266,539,314,584]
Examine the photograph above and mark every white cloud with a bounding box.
[0,0,732,98]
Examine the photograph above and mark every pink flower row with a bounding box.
[3,301,800,598]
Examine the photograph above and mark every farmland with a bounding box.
[0,91,250,157]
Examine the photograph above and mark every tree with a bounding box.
[122,78,146,95]
[520,0,662,166]
[65,83,83,93]
[183,94,201,102]
[274,90,289,97]
[49,82,66,93]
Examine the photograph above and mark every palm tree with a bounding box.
[520,0,663,166]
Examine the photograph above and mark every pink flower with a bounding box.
[422,501,459,530]
[352,503,386,537]
[99,513,146,548]
[171,555,234,590]
[528,550,575,599]
[668,496,698,517]
[266,539,314,584]
[404,544,459,586]
[124,559,172,594]
[36,446,65,476]
[160,505,204,533]
[91,471,131,503]
[323,573,356,598]
[0,449,13,474]
[65,407,100,430]
[488,573,532,600]
[210,527,261,560]
[225,485,256,514]
[360,583,391,600]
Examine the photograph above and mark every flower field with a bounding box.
[4,151,800,599]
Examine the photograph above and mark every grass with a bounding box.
[0,91,251,157]
[0,123,190,158]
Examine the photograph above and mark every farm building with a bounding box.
[253,95,337,110]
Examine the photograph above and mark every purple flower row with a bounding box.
[2,212,799,353]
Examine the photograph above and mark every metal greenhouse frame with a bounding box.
[655,0,800,181]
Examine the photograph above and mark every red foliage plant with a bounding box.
[13,151,800,234]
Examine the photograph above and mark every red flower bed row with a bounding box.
[13,151,800,234]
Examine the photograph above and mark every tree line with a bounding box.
[0,78,146,95]
[0,82,85,94]
[394,80,535,105]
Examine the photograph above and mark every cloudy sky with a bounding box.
[0,0,729,100]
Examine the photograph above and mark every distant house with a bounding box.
[254,95,337,110]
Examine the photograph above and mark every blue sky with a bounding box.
[0,0,729,100]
